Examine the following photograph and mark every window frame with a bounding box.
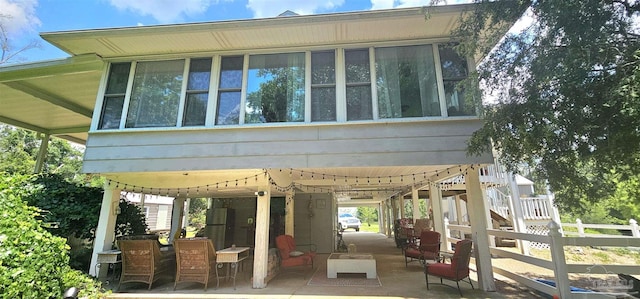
[93,40,473,132]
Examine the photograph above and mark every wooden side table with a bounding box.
[216,247,250,289]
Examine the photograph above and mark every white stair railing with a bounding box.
[486,188,511,220]
[520,197,552,220]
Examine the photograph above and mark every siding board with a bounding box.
[83,119,492,173]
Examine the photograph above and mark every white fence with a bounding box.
[563,219,640,238]
[444,221,640,299]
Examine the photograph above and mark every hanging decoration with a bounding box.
[102,164,492,197]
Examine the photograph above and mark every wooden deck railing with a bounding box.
[444,221,640,298]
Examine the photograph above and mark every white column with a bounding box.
[454,195,463,224]
[412,187,420,220]
[33,133,50,174]
[169,197,186,243]
[183,198,191,228]
[252,181,271,288]
[466,167,496,291]
[377,202,383,234]
[507,173,530,255]
[89,185,120,277]
[285,190,295,237]
[430,183,445,235]
[398,195,405,219]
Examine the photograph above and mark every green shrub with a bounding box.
[0,174,108,298]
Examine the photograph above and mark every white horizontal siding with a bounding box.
[82,119,492,173]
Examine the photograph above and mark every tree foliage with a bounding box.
[357,206,378,226]
[0,125,84,181]
[451,0,640,212]
[0,174,107,299]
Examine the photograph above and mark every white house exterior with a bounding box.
[0,4,516,291]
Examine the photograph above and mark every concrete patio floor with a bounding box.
[106,231,539,299]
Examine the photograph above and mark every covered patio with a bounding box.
[106,232,533,299]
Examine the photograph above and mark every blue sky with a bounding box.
[2,0,467,64]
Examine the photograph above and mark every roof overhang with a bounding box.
[40,4,476,60]
[0,54,104,144]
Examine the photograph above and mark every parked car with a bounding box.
[338,214,361,232]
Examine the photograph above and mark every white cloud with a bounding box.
[108,0,215,23]
[246,0,344,18]
[0,0,40,37]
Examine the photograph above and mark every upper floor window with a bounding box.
[125,60,185,128]
[96,43,472,131]
[375,45,440,119]
[245,53,305,123]
[345,49,372,121]
[183,58,212,126]
[438,45,474,116]
[99,62,130,129]
[216,56,244,125]
[311,51,336,121]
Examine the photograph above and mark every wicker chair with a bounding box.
[173,238,218,290]
[117,239,175,290]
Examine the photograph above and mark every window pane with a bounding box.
[188,58,212,90]
[445,82,475,116]
[345,49,370,83]
[346,85,372,121]
[375,45,440,118]
[219,56,244,89]
[438,45,468,79]
[245,53,305,123]
[183,93,208,126]
[126,60,184,128]
[216,92,241,125]
[99,96,124,129]
[311,87,336,121]
[105,63,131,94]
[345,49,372,121]
[311,51,335,85]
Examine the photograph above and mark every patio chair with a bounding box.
[117,239,175,290]
[404,230,441,267]
[275,234,316,277]
[173,238,218,290]
[424,239,474,296]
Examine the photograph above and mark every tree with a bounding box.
[448,1,640,212]
[0,125,84,181]
[0,13,40,65]
[357,206,378,226]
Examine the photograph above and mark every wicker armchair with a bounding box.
[117,239,175,290]
[173,239,218,290]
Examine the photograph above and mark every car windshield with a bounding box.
[339,214,354,218]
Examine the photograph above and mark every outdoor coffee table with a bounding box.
[327,253,377,279]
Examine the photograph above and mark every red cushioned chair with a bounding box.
[424,239,474,296]
[275,234,317,277]
[404,230,441,267]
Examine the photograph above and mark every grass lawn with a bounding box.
[359,222,380,232]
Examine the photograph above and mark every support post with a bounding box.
[454,195,463,224]
[33,133,50,173]
[169,197,186,243]
[444,217,452,250]
[507,173,530,255]
[576,219,585,237]
[412,186,420,220]
[465,167,496,291]
[89,185,120,277]
[285,190,295,237]
[548,221,571,299]
[630,219,639,238]
[430,183,445,235]
[252,179,271,288]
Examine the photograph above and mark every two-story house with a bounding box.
[0,4,512,291]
